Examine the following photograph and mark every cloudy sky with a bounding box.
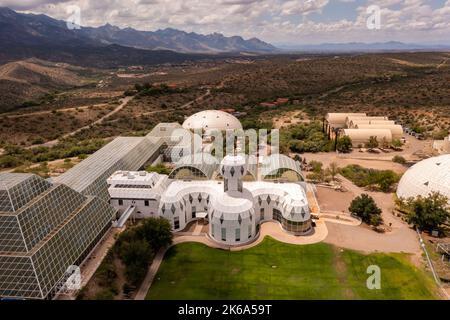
[1,0,450,45]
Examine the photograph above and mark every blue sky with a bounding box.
[1,0,449,44]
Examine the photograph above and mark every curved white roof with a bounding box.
[214,193,253,214]
[183,110,243,131]
[222,154,246,167]
[159,180,310,222]
[397,155,450,202]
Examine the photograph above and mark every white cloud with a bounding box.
[280,0,329,16]
[0,0,449,44]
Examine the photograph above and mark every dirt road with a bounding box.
[3,104,108,119]
[27,96,134,149]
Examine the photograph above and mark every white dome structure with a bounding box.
[397,154,450,202]
[183,110,243,131]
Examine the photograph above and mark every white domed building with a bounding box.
[155,155,312,245]
[397,154,450,203]
[182,110,243,132]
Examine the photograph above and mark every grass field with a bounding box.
[146,237,439,300]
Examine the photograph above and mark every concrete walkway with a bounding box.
[322,175,422,255]
[135,247,167,300]
[320,211,361,226]
[56,228,123,300]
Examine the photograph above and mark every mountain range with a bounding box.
[1,6,448,68]
[79,24,276,53]
[276,41,450,52]
[0,7,276,67]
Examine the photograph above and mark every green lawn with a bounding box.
[146,237,439,300]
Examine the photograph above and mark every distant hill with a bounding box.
[79,25,277,53]
[277,41,450,53]
[0,59,88,112]
[0,7,276,67]
[0,7,219,67]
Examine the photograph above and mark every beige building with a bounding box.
[354,124,403,140]
[342,129,393,147]
[433,134,450,154]
[325,112,403,149]
[348,119,395,128]
[324,113,366,137]
[345,116,389,128]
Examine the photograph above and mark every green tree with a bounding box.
[138,217,173,250]
[117,239,154,285]
[336,136,353,153]
[349,194,383,226]
[405,192,450,231]
[365,136,379,151]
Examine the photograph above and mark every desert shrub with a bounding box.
[0,138,108,168]
[433,129,449,140]
[365,136,379,150]
[146,163,171,175]
[0,155,23,168]
[340,165,400,192]
[96,251,117,287]
[336,136,352,153]
[392,155,406,165]
[282,121,332,154]
[94,288,117,300]
[391,139,403,149]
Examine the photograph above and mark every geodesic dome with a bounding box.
[397,154,450,202]
[182,110,242,131]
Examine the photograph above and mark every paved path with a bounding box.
[192,222,204,236]
[135,247,167,300]
[56,228,123,300]
[322,175,421,254]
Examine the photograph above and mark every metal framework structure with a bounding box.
[437,243,450,262]
[169,153,219,180]
[0,173,116,299]
[260,155,304,182]
[55,136,162,201]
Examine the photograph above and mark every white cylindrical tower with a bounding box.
[220,155,246,195]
